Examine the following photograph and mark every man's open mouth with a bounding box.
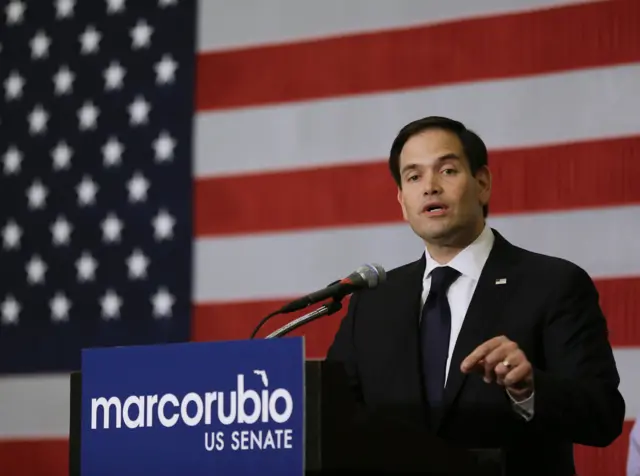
[423,203,448,214]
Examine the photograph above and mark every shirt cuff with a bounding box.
[507,389,534,421]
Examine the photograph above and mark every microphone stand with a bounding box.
[264,298,343,339]
[249,280,343,339]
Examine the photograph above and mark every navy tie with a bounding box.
[420,266,461,408]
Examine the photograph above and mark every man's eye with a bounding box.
[442,168,457,175]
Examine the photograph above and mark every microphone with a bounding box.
[278,263,386,314]
[249,263,386,339]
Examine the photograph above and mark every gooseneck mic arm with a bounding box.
[264,299,343,339]
[249,281,341,339]
[249,308,285,339]
[249,263,386,339]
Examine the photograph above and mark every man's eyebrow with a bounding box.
[436,153,462,163]
[400,163,419,175]
[400,153,461,174]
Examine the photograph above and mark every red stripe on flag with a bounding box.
[193,277,640,354]
[0,438,68,476]
[195,0,640,111]
[192,297,348,358]
[597,276,640,347]
[574,419,635,476]
[195,135,640,237]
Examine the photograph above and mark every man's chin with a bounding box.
[417,221,484,248]
[418,227,454,244]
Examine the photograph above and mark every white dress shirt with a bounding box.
[420,224,534,421]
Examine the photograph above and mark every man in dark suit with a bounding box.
[326,116,625,475]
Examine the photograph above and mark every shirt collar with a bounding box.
[424,224,495,282]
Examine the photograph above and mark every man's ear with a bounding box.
[397,187,408,221]
[475,165,492,207]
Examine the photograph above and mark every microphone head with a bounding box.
[354,263,386,288]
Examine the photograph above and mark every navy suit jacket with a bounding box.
[326,229,625,475]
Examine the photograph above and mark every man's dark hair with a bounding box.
[388,116,489,217]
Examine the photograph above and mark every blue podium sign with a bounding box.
[80,337,305,476]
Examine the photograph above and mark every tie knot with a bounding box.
[429,266,460,294]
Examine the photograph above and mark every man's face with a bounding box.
[396,128,491,246]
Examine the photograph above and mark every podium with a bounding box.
[68,338,504,475]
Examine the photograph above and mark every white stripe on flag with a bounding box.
[0,374,71,439]
[194,205,640,302]
[197,0,592,51]
[194,64,640,177]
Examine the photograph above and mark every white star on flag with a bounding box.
[151,287,174,318]
[51,216,73,246]
[4,70,25,100]
[127,172,150,202]
[100,290,122,320]
[76,252,98,282]
[130,19,153,49]
[5,1,26,25]
[28,105,49,135]
[153,131,176,162]
[78,101,100,130]
[127,249,150,279]
[55,0,75,19]
[107,0,126,14]
[77,176,98,206]
[79,25,101,54]
[50,292,71,323]
[2,220,22,250]
[51,141,73,170]
[101,213,123,243]
[155,54,178,85]
[30,30,51,59]
[152,209,175,241]
[128,96,151,125]
[102,137,124,166]
[26,180,48,209]
[3,146,22,175]
[26,255,47,285]
[1,295,21,326]
[104,61,125,90]
[53,66,75,95]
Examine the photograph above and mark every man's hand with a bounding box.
[460,336,534,401]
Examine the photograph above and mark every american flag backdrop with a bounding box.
[0,0,639,474]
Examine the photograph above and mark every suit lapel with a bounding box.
[382,255,427,404]
[434,230,518,431]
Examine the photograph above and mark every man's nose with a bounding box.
[422,173,442,195]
